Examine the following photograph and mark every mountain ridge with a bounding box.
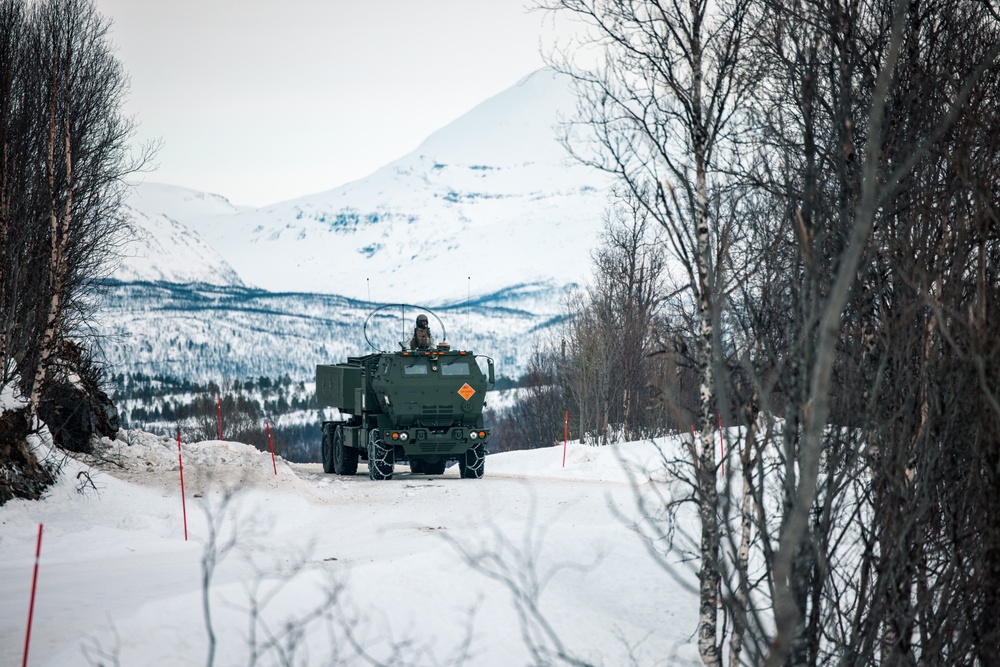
[114,69,609,303]
[95,279,569,382]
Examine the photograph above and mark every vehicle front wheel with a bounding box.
[333,425,359,475]
[367,429,394,480]
[458,442,485,479]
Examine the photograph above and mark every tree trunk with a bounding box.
[29,39,72,419]
[695,134,721,667]
[730,411,758,666]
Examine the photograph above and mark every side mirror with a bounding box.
[487,358,495,390]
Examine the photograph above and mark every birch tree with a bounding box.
[540,1,755,663]
[0,0,148,500]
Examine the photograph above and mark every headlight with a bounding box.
[400,432,408,441]
[469,431,478,440]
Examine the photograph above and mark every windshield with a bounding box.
[441,361,470,376]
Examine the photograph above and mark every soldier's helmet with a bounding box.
[416,315,429,328]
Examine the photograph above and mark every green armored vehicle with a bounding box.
[316,306,494,480]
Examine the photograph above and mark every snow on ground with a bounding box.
[1,432,704,666]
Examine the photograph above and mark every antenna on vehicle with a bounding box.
[366,278,371,308]
[363,304,446,352]
[467,276,471,336]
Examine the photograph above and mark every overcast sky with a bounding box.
[91,0,570,207]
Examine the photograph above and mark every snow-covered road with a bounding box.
[1,434,702,666]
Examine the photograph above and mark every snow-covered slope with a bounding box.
[95,281,565,382]
[127,182,246,220]
[115,184,245,286]
[117,70,611,303]
[114,208,244,286]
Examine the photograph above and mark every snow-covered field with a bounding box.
[1,432,703,666]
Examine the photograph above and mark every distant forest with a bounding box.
[110,373,321,463]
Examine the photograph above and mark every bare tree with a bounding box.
[0,0,150,501]
[25,0,140,411]
[732,1,1000,664]
[547,0,1000,664]
[488,346,569,452]
[560,187,673,443]
[540,0,756,662]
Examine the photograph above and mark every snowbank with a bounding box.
[82,431,315,498]
[489,437,684,484]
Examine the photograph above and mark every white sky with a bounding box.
[92,0,571,207]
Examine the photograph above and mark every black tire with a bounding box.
[424,460,446,475]
[458,442,485,479]
[367,429,394,480]
[333,425,359,475]
[409,458,425,474]
[321,423,335,474]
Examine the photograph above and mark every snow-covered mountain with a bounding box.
[102,69,606,382]
[115,69,610,302]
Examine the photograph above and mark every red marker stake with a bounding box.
[216,396,222,440]
[562,410,568,468]
[22,523,43,667]
[266,421,277,475]
[177,433,188,541]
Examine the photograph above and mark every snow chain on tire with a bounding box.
[367,429,394,480]
[459,442,485,479]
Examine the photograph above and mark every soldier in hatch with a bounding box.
[409,314,435,350]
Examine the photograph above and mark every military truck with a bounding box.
[316,306,494,480]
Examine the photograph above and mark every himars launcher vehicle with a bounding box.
[316,306,495,480]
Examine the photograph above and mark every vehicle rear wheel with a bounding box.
[458,442,485,479]
[367,429,394,480]
[321,423,335,474]
[333,425,359,475]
